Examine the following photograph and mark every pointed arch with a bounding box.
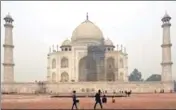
[79,56,87,81]
[61,57,69,68]
[79,56,97,81]
[60,72,69,82]
[120,58,124,68]
[106,57,115,81]
[52,59,56,69]
[119,72,124,81]
[107,57,115,69]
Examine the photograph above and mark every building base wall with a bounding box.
[1,81,174,94]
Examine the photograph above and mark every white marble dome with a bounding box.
[71,20,104,42]
[62,39,71,46]
[104,38,113,46]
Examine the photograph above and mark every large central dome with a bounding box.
[71,14,104,42]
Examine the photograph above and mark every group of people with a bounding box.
[71,89,116,110]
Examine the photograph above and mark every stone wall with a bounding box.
[1,82,38,93]
[1,81,174,94]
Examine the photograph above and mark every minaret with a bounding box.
[161,12,173,82]
[3,13,15,83]
[123,47,128,82]
[86,12,89,20]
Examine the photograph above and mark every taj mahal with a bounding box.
[47,13,128,83]
[1,12,174,94]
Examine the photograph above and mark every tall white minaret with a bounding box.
[161,12,173,82]
[3,13,15,83]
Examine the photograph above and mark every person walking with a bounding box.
[94,89,103,109]
[72,90,78,110]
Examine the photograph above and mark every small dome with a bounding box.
[71,20,104,41]
[104,38,113,46]
[62,39,71,46]
[163,12,171,18]
[6,14,12,18]
[4,13,14,22]
[161,12,171,21]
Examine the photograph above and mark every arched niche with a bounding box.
[120,58,124,68]
[52,59,56,69]
[60,72,69,82]
[106,57,115,81]
[61,57,69,68]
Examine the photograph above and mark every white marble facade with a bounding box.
[47,15,128,83]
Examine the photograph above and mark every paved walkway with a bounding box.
[2,93,176,109]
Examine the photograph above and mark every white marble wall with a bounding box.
[48,51,73,82]
[1,83,38,93]
[48,46,128,82]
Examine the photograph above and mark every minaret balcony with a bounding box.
[3,44,14,48]
[161,62,173,66]
[3,63,15,66]
[161,44,172,47]
[4,24,13,28]
[161,23,171,27]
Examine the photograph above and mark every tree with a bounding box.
[128,68,143,81]
[145,74,161,81]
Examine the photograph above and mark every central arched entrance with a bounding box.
[79,56,97,81]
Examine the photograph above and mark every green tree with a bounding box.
[128,68,143,81]
[145,74,161,81]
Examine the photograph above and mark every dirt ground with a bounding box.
[1,93,176,109]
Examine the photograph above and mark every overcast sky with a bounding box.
[1,1,176,82]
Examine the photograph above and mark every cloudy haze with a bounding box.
[1,1,176,82]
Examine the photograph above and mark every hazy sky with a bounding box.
[1,1,176,82]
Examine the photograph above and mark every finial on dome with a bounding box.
[86,12,89,20]
[117,44,119,51]
[4,12,14,23]
[162,10,171,22]
[121,45,123,51]
[49,46,51,53]
[57,45,59,51]
[164,10,169,17]
[165,10,167,14]
[52,45,54,52]
[124,47,126,53]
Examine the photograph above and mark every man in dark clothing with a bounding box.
[94,90,103,109]
[72,90,78,110]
